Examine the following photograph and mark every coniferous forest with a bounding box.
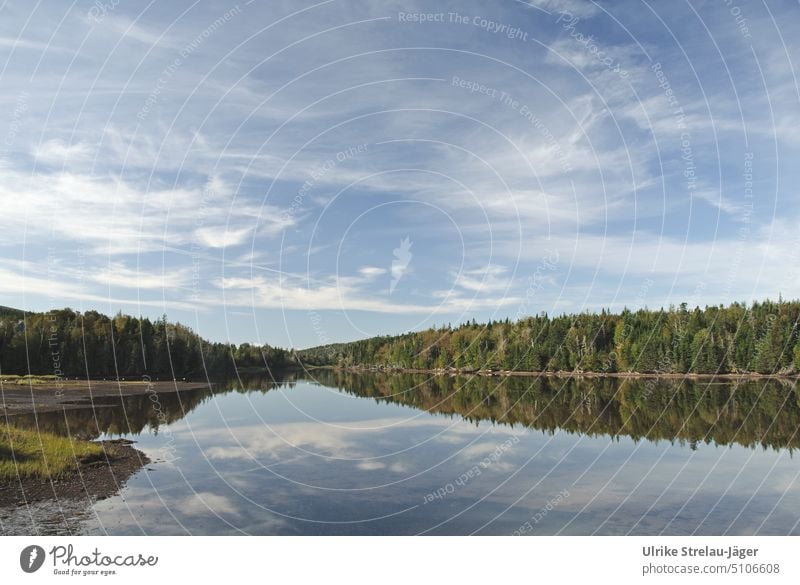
[4,299,800,379]
[0,305,291,378]
[298,299,800,376]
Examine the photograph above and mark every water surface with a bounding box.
[3,371,799,535]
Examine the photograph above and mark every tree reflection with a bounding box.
[306,370,800,451]
[7,370,800,452]
[5,374,292,439]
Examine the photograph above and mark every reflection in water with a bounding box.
[5,375,291,440]
[11,370,800,450]
[2,370,799,535]
[9,372,800,452]
[310,371,800,451]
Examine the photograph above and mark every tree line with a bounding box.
[0,306,292,378]
[298,299,800,375]
[4,298,800,379]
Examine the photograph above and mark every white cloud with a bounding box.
[0,265,195,311]
[358,266,387,278]
[0,37,55,50]
[692,189,744,217]
[104,16,177,49]
[356,461,385,471]
[454,265,512,294]
[215,272,522,315]
[194,226,253,249]
[34,139,93,165]
[89,262,190,290]
[217,274,434,314]
[524,0,600,18]
[0,167,287,255]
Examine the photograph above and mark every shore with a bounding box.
[310,365,799,381]
[0,379,211,417]
[0,438,150,509]
[0,379,185,516]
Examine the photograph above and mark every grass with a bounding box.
[0,374,60,385]
[1,375,157,385]
[0,424,105,481]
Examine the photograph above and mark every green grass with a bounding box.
[0,424,105,480]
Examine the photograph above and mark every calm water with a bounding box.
[3,371,800,535]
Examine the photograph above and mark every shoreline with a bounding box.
[0,439,150,509]
[308,365,799,381]
[0,379,212,417]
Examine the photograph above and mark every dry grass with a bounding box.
[0,374,60,385]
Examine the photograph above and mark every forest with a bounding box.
[4,298,800,379]
[0,305,292,378]
[298,299,800,375]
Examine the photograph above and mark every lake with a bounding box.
[2,371,800,535]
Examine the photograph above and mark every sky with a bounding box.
[0,0,798,349]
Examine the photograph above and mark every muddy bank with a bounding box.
[0,439,149,510]
[0,379,212,417]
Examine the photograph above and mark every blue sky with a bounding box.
[0,0,798,348]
